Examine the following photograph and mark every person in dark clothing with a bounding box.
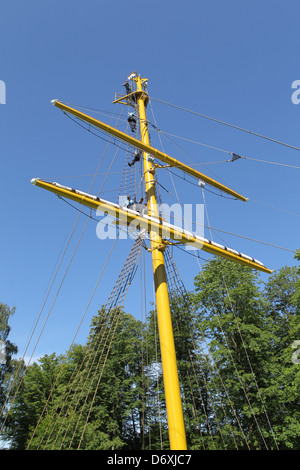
[127,112,137,132]
[123,80,131,95]
[128,150,142,167]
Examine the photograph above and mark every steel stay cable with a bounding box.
[188,250,270,449]
[139,247,151,449]
[25,215,89,448]
[64,98,300,157]
[165,254,218,447]
[0,213,81,432]
[60,102,300,195]
[162,171,252,448]
[150,96,300,153]
[176,242,268,446]
[73,237,144,449]
[1,133,118,428]
[151,280,164,449]
[55,251,128,449]
[148,120,300,222]
[199,264,270,449]
[151,125,300,170]
[1,215,91,440]
[44,234,133,449]
[190,200,271,451]
[45,116,300,250]
[49,236,142,449]
[32,237,119,450]
[164,252,217,448]
[150,124,230,186]
[221,275,279,450]
[168,250,238,449]
[23,92,286,448]
[203,178,277,450]
[165,248,246,449]
[147,174,267,447]
[55,313,119,448]
[57,280,124,446]
[140,249,145,448]
[192,195,272,449]
[25,109,126,448]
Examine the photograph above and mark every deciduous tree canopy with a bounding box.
[1,257,299,450]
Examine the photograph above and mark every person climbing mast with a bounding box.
[124,195,134,208]
[128,150,142,167]
[123,80,131,95]
[127,112,137,133]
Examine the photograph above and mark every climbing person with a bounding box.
[128,150,142,167]
[127,112,137,133]
[123,80,131,95]
[141,202,147,215]
[124,195,134,208]
[125,196,134,208]
[131,197,144,213]
[137,197,144,213]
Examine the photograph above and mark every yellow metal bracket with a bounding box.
[154,163,171,169]
[146,241,168,252]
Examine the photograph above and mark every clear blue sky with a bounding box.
[1,0,300,362]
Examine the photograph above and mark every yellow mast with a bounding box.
[133,74,187,449]
[31,73,272,450]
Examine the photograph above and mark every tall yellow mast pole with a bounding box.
[133,75,187,450]
[31,73,273,450]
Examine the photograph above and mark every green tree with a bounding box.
[146,291,213,450]
[20,308,148,450]
[193,257,276,449]
[5,353,65,449]
[193,256,300,450]
[262,265,300,449]
[169,291,213,450]
[0,303,19,440]
[4,257,300,450]
[84,307,147,450]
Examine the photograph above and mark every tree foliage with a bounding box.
[0,303,19,438]
[1,255,300,450]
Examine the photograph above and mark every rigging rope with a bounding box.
[3,131,121,421]
[149,120,300,174]
[1,108,126,440]
[28,235,119,450]
[189,190,279,449]
[74,235,144,450]
[12,87,292,450]
[150,96,300,153]
[31,234,144,450]
[221,275,279,450]
[148,97,278,447]
[164,247,249,449]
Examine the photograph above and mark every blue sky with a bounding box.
[1,0,300,362]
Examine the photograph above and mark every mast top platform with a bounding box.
[113,72,149,107]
